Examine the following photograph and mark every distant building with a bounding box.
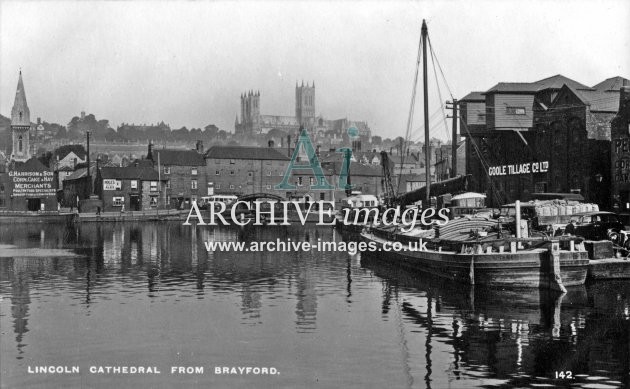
[53,145,87,169]
[234,82,372,145]
[147,141,206,209]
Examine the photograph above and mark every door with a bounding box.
[27,198,41,211]
[129,195,141,211]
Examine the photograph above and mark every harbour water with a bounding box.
[0,222,628,388]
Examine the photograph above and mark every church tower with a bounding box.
[10,70,31,162]
[295,81,315,127]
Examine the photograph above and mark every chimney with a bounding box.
[147,141,153,159]
[37,117,41,125]
[196,140,204,153]
[81,111,85,120]
[287,135,291,157]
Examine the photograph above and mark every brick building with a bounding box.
[95,166,166,212]
[148,142,206,209]
[460,74,628,208]
[609,82,630,221]
[204,145,290,197]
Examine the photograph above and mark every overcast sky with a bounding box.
[1,0,629,140]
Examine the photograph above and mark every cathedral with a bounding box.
[234,81,371,143]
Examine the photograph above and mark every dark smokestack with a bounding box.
[196,140,204,153]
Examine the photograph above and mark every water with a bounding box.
[0,222,628,388]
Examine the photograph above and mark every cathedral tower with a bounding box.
[238,90,260,135]
[10,70,31,162]
[295,81,315,126]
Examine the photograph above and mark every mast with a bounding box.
[422,20,430,205]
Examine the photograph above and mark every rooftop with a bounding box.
[460,91,485,101]
[100,166,160,180]
[205,146,290,161]
[150,149,205,166]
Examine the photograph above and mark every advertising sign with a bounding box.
[8,170,56,197]
[103,179,122,191]
[488,161,549,176]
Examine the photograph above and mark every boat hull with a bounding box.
[361,232,589,288]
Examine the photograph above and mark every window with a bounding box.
[149,196,158,207]
[320,193,326,201]
[216,184,221,189]
[248,172,253,177]
[131,180,138,190]
[166,180,171,189]
[18,136,23,152]
[298,177,303,186]
[113,197,125,206]
[309,177,315,186]
[191,179,198,189]
[0,184,4,193]
[230,170,235,175]
[216,170,220,175]
[229,184,234,189]
[506,107,526,115]
[150,181,158,192]
[191,168,198,176]
[230,159,235,165]
[266,184,271,190]
[267,171,272,176]
[164,166,170,175]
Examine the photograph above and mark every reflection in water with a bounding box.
[0,222,628,388]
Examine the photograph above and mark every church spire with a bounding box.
[11,70,30,127]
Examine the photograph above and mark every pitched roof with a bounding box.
[323,161,383,177]
[534,74,592,91]
[205,146,290,161]
[11,157,50,172]
[485,75,594,95]
[460,91,485,101]
[561,84,621,112]
[100,166,160,180]
[151,149,205,166]
[54,144,87,160]
[592,76,630,91]
[485,82,541,94]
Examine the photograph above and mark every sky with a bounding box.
[1,0,629,141]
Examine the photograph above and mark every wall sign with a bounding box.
[8,170,56,197]
[103,179,122,190]
[488,161,549,176]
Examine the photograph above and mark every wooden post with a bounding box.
[547,240,567,293]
